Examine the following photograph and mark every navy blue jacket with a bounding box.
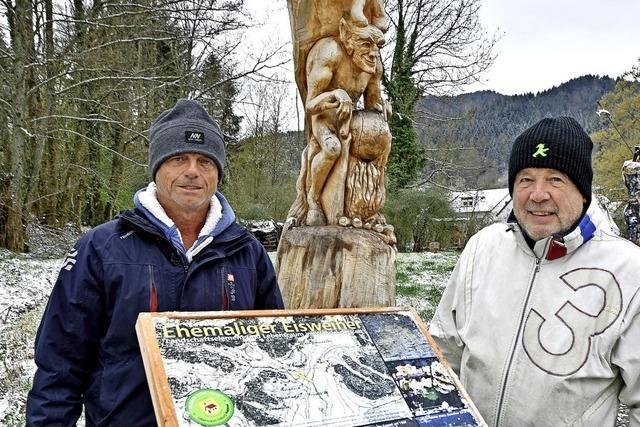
[26,206,283,426]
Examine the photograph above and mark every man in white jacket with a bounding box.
[430,116,640,426]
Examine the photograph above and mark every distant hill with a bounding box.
[415,74,616,189]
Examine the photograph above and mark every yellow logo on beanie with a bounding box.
[533,143,549,158]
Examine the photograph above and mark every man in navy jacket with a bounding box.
[26,99,284,426]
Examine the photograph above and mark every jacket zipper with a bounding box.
[222,282,229,310]
[149,265,158,312]
[220,268,228,310]
[494,255,542,426]
[173,248,189,309]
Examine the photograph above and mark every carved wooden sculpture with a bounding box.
[278,0,396,309]
[287,0,393,239]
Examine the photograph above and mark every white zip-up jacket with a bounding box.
[430,204,640,426]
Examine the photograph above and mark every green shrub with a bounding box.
[384,188,457,251]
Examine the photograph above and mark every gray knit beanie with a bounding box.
[508,116,593,206]
[149,99,225,180]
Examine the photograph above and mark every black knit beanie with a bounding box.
[508,116,593,206]
[149,99,225,181]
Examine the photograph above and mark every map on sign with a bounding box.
[136,308,485,427]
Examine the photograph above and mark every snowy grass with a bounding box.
[0,249,59,326]
[0,249,60,426]
[0,306,44,426]
[395,251,458,323]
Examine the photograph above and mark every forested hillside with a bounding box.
[415,75,616,188]
[220,75,621,226]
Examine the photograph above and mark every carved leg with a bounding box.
[349,0,369,26]
[369,0,389,31]
[286,145,310,224]
[307,126,341,226]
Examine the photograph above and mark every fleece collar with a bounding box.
[134,183,236,261]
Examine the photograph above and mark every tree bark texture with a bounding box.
[276,226,396,309]
[2,0,35,251]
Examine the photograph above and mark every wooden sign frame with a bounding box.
[136,307,486,427]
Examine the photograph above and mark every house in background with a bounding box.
[443,188,512,248]
[449,188,512,223]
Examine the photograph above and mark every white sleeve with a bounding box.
[428,236,477,374]
[612,287,640,427]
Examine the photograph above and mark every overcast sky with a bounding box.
[245,0,640,96]
[470,0,640,94]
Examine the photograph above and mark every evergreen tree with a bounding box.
[593,72,640,211]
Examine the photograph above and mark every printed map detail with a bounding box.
[151,312,481,427]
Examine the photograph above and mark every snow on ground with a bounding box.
[0,250,60,327]
[0,249,62,426]
[394,251,458,324]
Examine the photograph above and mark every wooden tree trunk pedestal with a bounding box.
[276,225,396,309]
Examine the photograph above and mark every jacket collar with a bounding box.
[509,202,603,261]
[118,210,251,259]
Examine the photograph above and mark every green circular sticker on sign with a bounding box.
[423,388,439,401]
[185,388,234,426]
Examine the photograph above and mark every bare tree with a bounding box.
[384,0,498,94]
[382,0,499,188]
[224,77,299,220]
[1,0,37,250]
[0,0,288,251]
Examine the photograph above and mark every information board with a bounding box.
[136,307,485,427]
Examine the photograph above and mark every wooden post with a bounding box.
[276,225,396,308]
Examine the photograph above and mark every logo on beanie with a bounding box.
[186,131,204,144]
[532,143,549,158]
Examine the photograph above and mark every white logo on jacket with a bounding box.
[61,249,78,271]
[522,268,622,376]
